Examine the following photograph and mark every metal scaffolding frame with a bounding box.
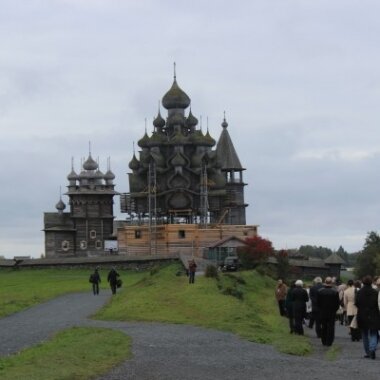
[148,160,157,254]
[200,160,209,227]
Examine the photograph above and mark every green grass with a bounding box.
[0,264,312,356]
[95,263,312,356]
[0,327,132,380]
[0,268,93,317]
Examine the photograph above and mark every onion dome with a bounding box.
[104,169,115,181]
[162,78,191,110]
[129,154,140,170]
[67,169,79,181]
[95,169,105,183]
[153,111,165,129]
[186,109,198,128]
[204,130,216,146]
[222,117,228,129]
[189,129,207,145]
[55,198,66,212]
[148,131,166,146]
[137,131,150,148]
[83,154,98,170]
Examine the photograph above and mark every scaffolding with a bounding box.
[200,161,209,227]
[148,160,157,254]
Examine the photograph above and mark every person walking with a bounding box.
[355,275,380,359]
[275,279,288,316]
[188,259,197,284]
[90,267,101,295]
[343,279,360,341]
[107,266,120,295]
[309,277,323,337]
[316,276,340,347]
[285,281,296,334]
[291,280,309,335]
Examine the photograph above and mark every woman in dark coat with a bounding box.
[291,279,309,335]
[285,281,296,334]
[355,275,380,359]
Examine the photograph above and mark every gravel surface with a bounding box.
[0,293,378,380]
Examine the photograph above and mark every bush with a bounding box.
[255,263,277,278]
[150,265,160,276]
[222,286,244,300]
[205,265,218,278]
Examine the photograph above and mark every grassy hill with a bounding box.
[95,263,311,355]
[0,264,311,356]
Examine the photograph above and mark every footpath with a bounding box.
[0,293,378,380]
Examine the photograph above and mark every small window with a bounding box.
[90,230,96,239]
[80,240,87,250]
[95,240,102,249]
[178,230,186,238]
[61,240,70,251]
[135,230,141,239]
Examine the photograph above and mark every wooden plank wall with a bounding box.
[117,224,258,257]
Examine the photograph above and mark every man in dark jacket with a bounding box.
[90,267,101,295]
[316,276,340,346]
[291,280,309,335]
[309,276,323,337]
[107,267,120,295]
[355,275,380,359]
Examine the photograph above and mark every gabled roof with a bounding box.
[206,235,247,248]
[216,119,243,170]
[324,252,345,265]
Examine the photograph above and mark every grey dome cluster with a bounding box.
[66,153,115,189]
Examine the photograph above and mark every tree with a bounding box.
[336,245,347,260]
[276,249,290,281]
[355,231,380,278]
[237,236,274,269]
[298,245,332,260]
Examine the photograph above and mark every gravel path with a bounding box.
[0,293,378,380]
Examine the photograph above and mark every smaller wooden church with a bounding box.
[43,152,118,257]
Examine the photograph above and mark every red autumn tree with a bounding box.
[237,236,275,269]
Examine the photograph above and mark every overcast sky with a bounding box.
[1,0,379,258]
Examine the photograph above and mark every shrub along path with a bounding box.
[0,292,378,380]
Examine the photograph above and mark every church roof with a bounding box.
[216,117,243,170]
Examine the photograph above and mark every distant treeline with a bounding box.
[288,245,359,267]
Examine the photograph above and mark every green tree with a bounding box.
[276,249,290,281]
[355,231,380,278]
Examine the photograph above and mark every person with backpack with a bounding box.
[107,267,120,295]
[89,267,101,295]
